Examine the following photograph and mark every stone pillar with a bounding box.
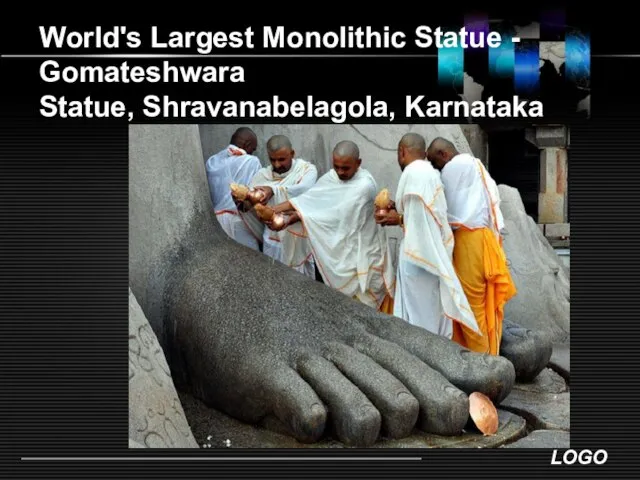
[526,126,569,224]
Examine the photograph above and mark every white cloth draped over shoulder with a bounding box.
[282,167,395,309]
[440,153,504,240]
[394,160,480,334]
[240,159,318,276]
[205,144,262,249]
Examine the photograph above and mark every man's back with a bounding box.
[399,159,454,249]
[206,145,262,212]
[401,159,446,210]
[440,153,493,230]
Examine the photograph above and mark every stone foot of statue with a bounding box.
[499,319,553,382]
[169,242,545,447]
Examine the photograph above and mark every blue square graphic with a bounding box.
[565,31,590,88]
[514,41,540,94]
[438,45,464,89]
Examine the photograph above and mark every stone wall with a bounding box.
[129,288,198,448]
[460,124,488,165]
[129,125,216,352]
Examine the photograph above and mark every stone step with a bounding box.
[500,390,570,432]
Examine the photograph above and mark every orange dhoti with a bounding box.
[451,227,517,355]
[378,293,394,315]
[352,293,395,315]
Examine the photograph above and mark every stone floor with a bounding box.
[499,342,570,448]
[180,344,570,449]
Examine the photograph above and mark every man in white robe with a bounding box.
[205,127,262,250]
[426,137,516,355]
[238,135,318,277]
[375,133,479,338]
[262,140,395,313]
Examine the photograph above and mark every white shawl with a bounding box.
[395,160,480,333]
[282,167,395,309]
[240,159,317,249]
[440,153,504,239]
[205,144,262,213]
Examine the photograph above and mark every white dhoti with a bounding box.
[393,159,479,337]
[216,211,259,250]
[263,234,316,277]
[262,235,281,260]
[394,248,452,338]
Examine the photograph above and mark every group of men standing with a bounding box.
[205,127,517,356]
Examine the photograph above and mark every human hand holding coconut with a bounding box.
[255,199,302,231]
[230,182,269,208]
[229,183,253,212]
[254,203,295,232]
[374,188,402,227]
[253,186,274,205]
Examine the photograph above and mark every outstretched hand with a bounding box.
[375,209,401,226]
[265,216,288,231]
[254,186,274,205]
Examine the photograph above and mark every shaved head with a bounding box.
[332,140,361,181]
[333,140,360,160]
[426,137,458,171]
[230,127,258,154]
[266,134,295,174]
[266,134,292,153]
[427,137,457,155]
[396,132,427,171]
[399,132,426,153]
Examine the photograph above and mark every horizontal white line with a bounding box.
[511,37,521,42]
[22,456,422,461]
[1,54,437,59]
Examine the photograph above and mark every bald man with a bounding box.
[205,127,262,250]
[375,133,480,339]
[238,135,318,277]
[427,137,517,355]
[260,140,395,313]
